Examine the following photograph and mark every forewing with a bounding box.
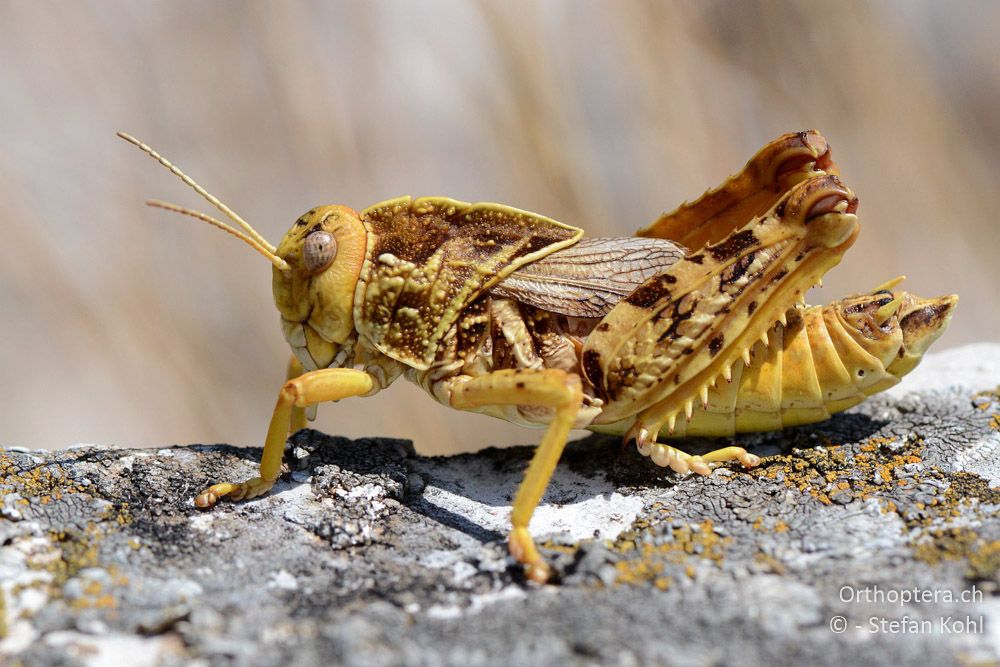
[491,237,685,318]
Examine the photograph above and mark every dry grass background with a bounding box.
[1,1,996,454]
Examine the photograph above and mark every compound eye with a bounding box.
[303,231,336,274]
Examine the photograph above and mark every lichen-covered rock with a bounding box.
[1,344,998,666]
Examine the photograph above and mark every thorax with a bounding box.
[407,297,606,428]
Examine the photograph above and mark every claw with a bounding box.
[760,331,769,347]
[524,561,552,584]
[194,477,275,509]
[195,482,240,509]
[510,526,551,584]
[194,490,220,509]
[742,348,752,366]
[699,385,710,408]
[684,399,694,421]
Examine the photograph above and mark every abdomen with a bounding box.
[592,303,899,438]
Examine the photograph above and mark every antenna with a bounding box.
[118,132,289,271]
[146,200,290,271]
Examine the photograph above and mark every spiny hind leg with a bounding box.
[195,367,375,508]
[698,445,761,472]
[449,369,583,584]
[636,435,760,476]
[637,130,836,249]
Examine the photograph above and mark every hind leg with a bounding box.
[638,130,837,249]
[636,437,761,476]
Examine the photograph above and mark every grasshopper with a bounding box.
[119,130,956,582]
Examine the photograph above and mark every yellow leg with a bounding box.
[700,445,760,468]
[194,368,375,509]
[286,356,307,435]
[450,369,583,584]
[639,443,760,475]
[637,436,761,476]
[637,130,836,249]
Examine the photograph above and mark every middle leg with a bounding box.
[449,368,583,584]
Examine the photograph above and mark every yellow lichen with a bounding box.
[753,435,924,508]
[0,454,90,501]
[68,577,118,612]
[966,540,1000,581]
[1,450,134,613]
[971,386,1000,411]
[752,552,788,575]
[0,587,7,639]
[611,518,730,588]
[912,528,976,564]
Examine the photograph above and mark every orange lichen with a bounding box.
[611,517,730,588]
[0,454,89,501]
[751,435,925,508]
[68,575,119,612]
[911,528,1000,580]
[971,386,1000,411]
[1,449,134,618]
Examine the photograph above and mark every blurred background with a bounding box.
[1,1,996,454]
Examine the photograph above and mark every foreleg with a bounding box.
[195,367,375,508]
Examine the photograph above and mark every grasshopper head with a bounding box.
[834,278,958,378]
[273,206,368,363]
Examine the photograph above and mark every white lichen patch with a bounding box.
[266,569,299,591]
[414,457,645,542]
[187,511,220,532]
[953,432,1000,486]
[425,586,528,620]
[42,631,183,667]
[0,534,56,655]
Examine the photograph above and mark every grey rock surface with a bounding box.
[2,344,999,666]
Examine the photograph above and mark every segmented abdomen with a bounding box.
[669,304,899,437]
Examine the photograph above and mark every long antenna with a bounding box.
[117,132,276,253]
[146,200,290,271]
